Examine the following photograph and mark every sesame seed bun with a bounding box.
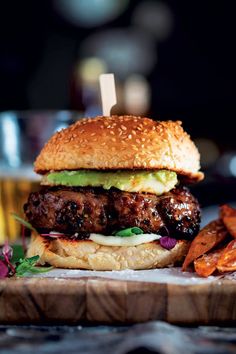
[34,115,203,182]
[27,234,190,270]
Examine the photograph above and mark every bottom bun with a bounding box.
[27,234,190,271]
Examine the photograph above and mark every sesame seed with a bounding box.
[121,125,127,131]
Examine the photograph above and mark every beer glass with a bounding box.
[0,111,79,243]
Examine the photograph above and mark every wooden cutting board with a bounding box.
[0,275,236,324]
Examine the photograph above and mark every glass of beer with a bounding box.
[0,111,79,243]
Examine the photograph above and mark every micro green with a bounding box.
[11,213,36,232]
[15,256,53,277]
[0,214,54,278]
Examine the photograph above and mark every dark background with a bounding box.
[1,0,236,207]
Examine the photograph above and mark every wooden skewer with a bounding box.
[99,74,117,116]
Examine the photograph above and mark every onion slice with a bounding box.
[89,233,161,246]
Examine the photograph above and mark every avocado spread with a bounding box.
[43,170,178,195]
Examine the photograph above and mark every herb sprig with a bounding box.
[15,255,52,277]
[11,213,36,232]
[0,244,53,278]
[0,214,53,278]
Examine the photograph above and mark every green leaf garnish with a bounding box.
[24,255,40,265]
[11,213,36,232]
[15,256,53,277]
[24,266,53,274]
[114,227,144,237]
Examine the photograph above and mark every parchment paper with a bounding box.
[30,267,236,285]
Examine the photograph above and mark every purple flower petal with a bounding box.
[0,260,9,278]
[1,241,15,275]
[2,243,13,260]
[160,236,177,250]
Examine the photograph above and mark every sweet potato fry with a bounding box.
[194,249,223,277]
[222,217,236,238]
[220,204,236,218]
[217,239,236,272]
[182,220,227,271]
[220,205,236,238]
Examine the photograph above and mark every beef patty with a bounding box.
[24,186,201,240]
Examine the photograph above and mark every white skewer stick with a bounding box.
[99,74,117,116]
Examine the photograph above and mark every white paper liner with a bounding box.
[28,267,236,285]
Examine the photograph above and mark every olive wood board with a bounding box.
[0,268,236,324]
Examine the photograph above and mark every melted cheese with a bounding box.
[89,233,161,246]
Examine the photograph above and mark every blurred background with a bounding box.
[0,0,236,240]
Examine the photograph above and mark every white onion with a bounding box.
[89,233,161,246]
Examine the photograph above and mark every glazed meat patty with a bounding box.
[24,186,201,240]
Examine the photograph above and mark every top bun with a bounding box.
[34,115,203,182]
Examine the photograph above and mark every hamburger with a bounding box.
[24,115,203,270]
